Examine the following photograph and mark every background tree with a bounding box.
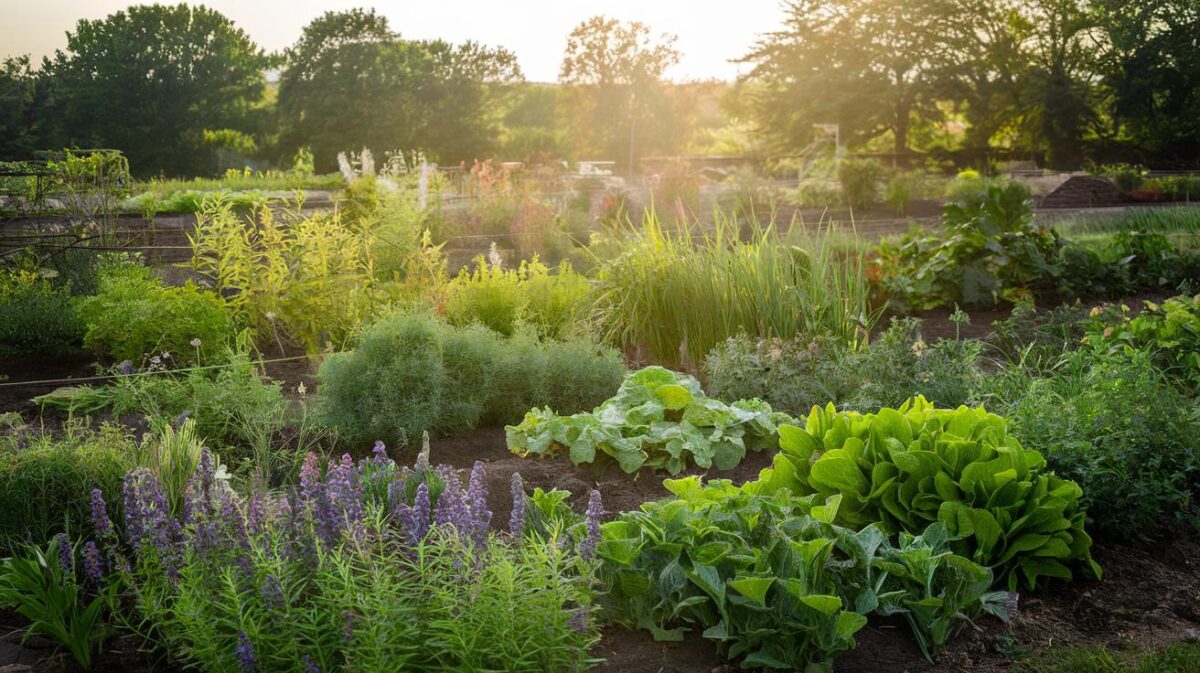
[278,9,520,171]
[50,4,270,176]
[928,0,1029,164]
[1094,0,1200,164]
[0,56,56,159]
[559,16,681,170]
[739,0,943,156]
[1015,0,1102,169]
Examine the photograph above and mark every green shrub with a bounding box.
[980,347,1200,539]
[444,256,590,339]
[838,158,883,210]
[1095,163,1147,193]
[702,320,982,416]
[942,169,988,203]
[0,421,134,553]
[757,397,1101,590]
[1084,294,1200,388]
[985,301,1087,368]
[507,366,786,474]
[0,537,113,669]
[703,335,858,416]
[318,312,624,449]
[34,337,290,479]
[844,319,982,411]
[884,171,914,216]
[877,181,1060,308]
[77,261,232,363]
[0,270,84,357]
[601,476,1007,669]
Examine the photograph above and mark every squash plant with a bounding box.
[758,396,1101,590]
[599,476,1006,671]
[507,367,786,474]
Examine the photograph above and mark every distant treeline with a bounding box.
[1,1,1197,177]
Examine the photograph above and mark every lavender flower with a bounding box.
[89,489,113,538]
[466,461,491,545]
[323,454,364,541]
[509,473,526,539]
[184,448,217,526]
[54,533,73,575]
[371,441,390,467]
[235,631,256,672]
[124,468,170,554]
[302,655,320,673]
[434,466,470,532]
[299,452,322,503]
[580,490,604,560]
[82,540,103,587]
[247,494,265,537]
[406,483,431,542]
[160,518,183,581]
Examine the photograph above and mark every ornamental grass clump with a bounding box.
[72,445,600,673]
[591,215,875,368]
[757,396,1101,590]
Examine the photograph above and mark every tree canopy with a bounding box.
[277,9,521,171]
[50,3,270,176]
[559,16,683,170]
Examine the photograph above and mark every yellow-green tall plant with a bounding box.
[590,211,876,368]
[190,199,394,352]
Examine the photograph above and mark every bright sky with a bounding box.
[0,1,788,82]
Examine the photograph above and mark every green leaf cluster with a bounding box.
[599,476,1005,671]
[877,181,1062,309]
[758,396,1101,590]
[0,537,113,669]
[1085,293,1200,390]
[507,366,786,474]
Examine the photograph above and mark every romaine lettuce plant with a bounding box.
[757,396,1101,590]
[507,367,787,474]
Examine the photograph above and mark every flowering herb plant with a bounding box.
[68,443,604,673]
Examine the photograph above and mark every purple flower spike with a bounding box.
[371,441,390,467]
[302,655,320,673]
[299,452,322,503]
[54,533,73,575]
[407,483,431,543]
[467,461,491,544]
[89,489,112,539]
[235,631,256,672]
[580,490,604,560]
[434,466,470,533]
[82,540,103,588]
[509,473,526,539]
